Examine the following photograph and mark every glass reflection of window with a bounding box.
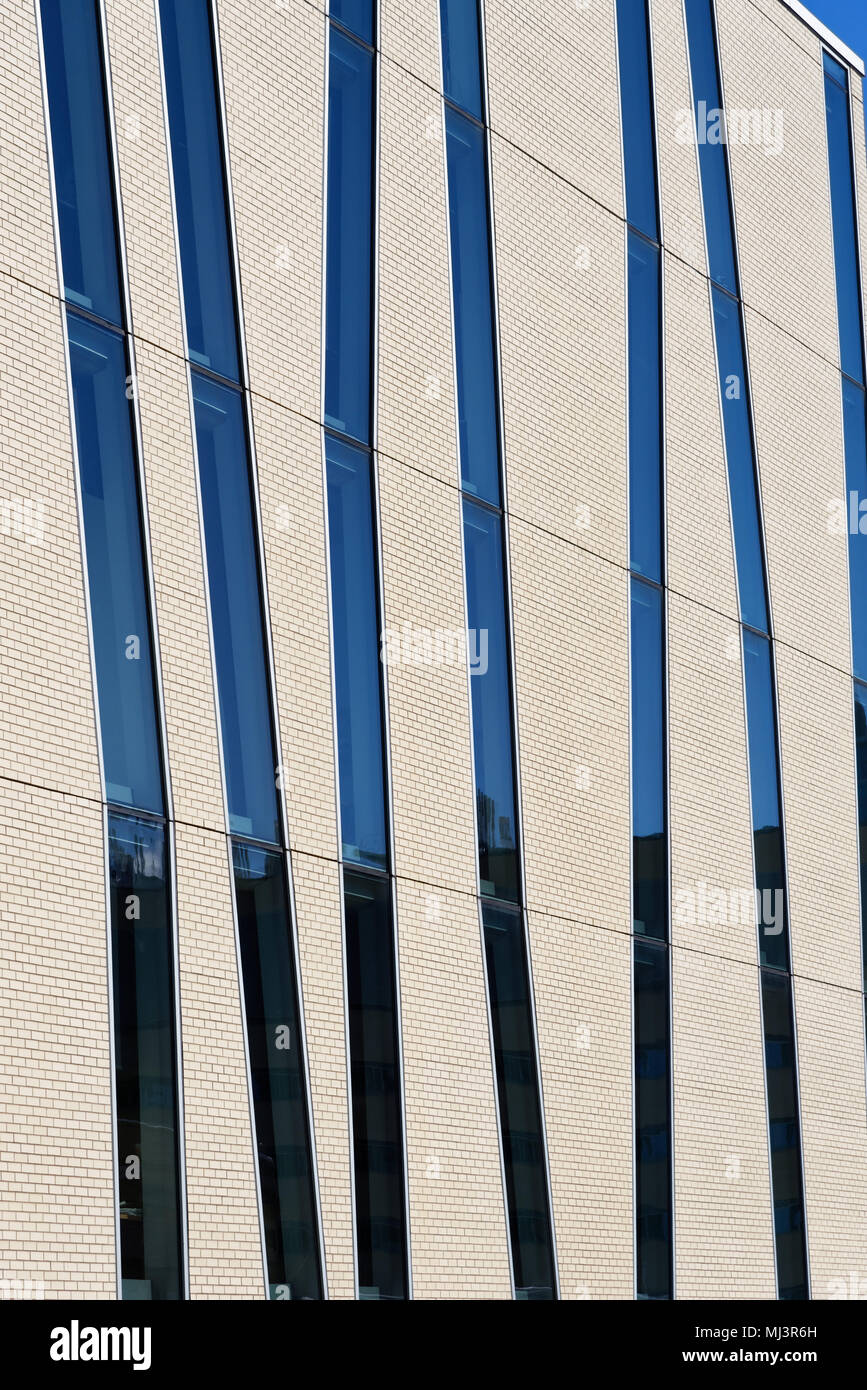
[109,814,182,1301]
[233,846,323,1299]
[322,2,409,1299]
[823,51,867,1025]
[617,0,672,1300]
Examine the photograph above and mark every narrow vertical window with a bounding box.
[324,24,375,444]
[108,814,182,1300]
[823,49,867,1044]
[617,0,673,1300]
[685,0,808,1299]
[322,0,410,1300]
[157,0,324,1299]
[38,0,184,1298]
[440,0,558,1300]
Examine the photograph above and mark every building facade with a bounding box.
[1,0,866,1300]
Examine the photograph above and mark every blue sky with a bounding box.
[808,0,867,64]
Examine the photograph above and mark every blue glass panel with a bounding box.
[683,0,738,295]
[616,0,659,241]
[330,0,374,45]
[158,0,240,381]
[326,435,388,870]
[743,630,788,972]
[344,870,408,1300]
[445,108,501,505]
[711,287,769,633]
[67,312,164,814]
[440,0,483,120]
[855,683,867,991]
[192,372,280,844]
[761,969,808,1300]
[482,901,555,1300]
[40,0,122,324]
[324,27,374,444]
[825,66,865,385]
[634,937,672,1299]
[108,812,182,1300]
[824,50,848,89]
[627,234,663,581]
[463,499,519,902]
[232,842,323,1299]
[631,579,667,940]
[843,381,867,680]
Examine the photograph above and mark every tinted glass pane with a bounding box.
[445,108,501,505]
[325,28,374,444]
[40,0,122,324]
[684,0,738,295]
[631,579,667,940]
[68,313,164,814]
[326,435,388,869]
[483,902,555,1300]
[232,843,323,1299]
[634,938,672,1299]
[158,0,240,381]
[825,68,864,385]
[463,499,519,902]
[330,0,374,45]
[743,630,788,972]
[855,683,867,991]
[711,287,769,633]
[108,813,182,1301]
[440,0,483,119]
[192,373,280,844]
[824,50,848,90]
[761,969,808,1300]
[616,0,659,241]
[627,234,663,581]
[344,871,407,1300]
[843,381,867,680]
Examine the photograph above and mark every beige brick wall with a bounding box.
[485,0,623,220]
[378,455,478,895]
[381,0,441,92]
[716,0,839,368]
[175,822,263,1299]
[219,0,324,424]
[0,782,115,1298]
[378,58,457,493]
[0,3,57,297]
[668,593,775,1296]
[652,0,709,276]
[528,908,633,1299]
[133,340,226,835]
[253,401,338,863]
[672,947,776,1299]
[492,135,627,570]
[746,310,850,671]
[777,645,861,991]
[795,975,867,1298]
[104,0,186,360]
[668,593,756,965]
[510,520,631,932]
[397,878,510,1298]
[664,255,740,622]
[0,277,101,800]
